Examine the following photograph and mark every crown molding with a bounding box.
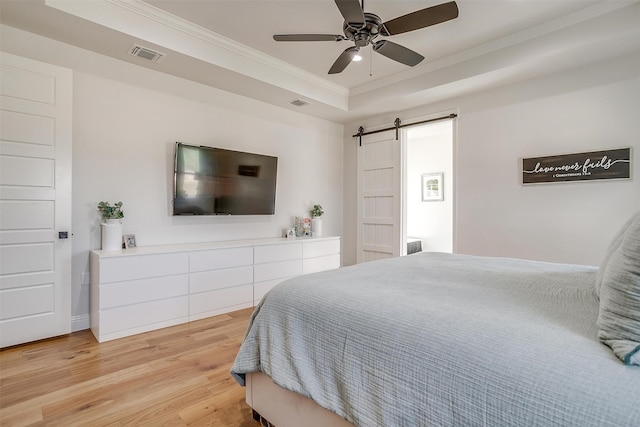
[108,0,348,96]
[45,0,349,108]
[350,0,637,97]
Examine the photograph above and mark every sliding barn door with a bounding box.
[356,130,401,263]
[0,52,72,347]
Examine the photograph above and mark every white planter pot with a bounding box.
[311,217,323,237]
[101,220,123,251]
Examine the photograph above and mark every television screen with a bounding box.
[173,142,277,215]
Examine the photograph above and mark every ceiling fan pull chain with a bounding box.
[369,45,373,77]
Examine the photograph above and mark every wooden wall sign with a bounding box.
[522,148,631,184]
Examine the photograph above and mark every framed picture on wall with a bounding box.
[422,173,444,202]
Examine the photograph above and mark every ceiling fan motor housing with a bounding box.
[343,13,383,47]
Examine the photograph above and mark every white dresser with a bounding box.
[90,236,340,342]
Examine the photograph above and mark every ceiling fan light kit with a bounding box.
[273,0,459,74]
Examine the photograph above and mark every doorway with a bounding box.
[402,120,454,255]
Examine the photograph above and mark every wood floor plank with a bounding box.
[0,364,154,425]
[0,307,257,427]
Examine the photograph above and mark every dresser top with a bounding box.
[91,236,340,258]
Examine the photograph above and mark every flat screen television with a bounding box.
[173,142,277,215]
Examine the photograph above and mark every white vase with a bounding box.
[101,219,123,251]
[311,217,323,237]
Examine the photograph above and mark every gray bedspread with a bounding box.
[231,252,640,426]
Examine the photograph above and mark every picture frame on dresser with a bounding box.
[123,234,136,249]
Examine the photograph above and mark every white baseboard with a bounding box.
[71,314,90,332]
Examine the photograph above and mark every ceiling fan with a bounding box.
[273,0,459,74]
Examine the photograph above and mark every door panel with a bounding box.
[0,243,54,275]
[0,200,54,230]
[0,109,56,145]
[0,52,72,347]
[0,285,54,320]
[0,155,54,187]
[0,63,55,103]
[357,130,401,263]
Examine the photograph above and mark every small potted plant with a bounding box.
[310,204,324,237]
[310,204,324,218]
[98,201,124,223]
[98,201,124,251]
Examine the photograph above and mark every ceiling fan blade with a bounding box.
[373,40,424,67]
[381,1,459,36]
[328,46,359,74]
[274,34,345,42]
[334,0,365,26]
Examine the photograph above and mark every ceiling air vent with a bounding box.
[290,99,311,107]
[128,44,165,63]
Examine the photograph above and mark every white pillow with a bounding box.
[594,214,636,296]
[597,210,640,365]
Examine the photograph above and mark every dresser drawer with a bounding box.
[98,296,188,334]
[99,253,188,283]
[303,239,340,259]
[303,254,340,275]
[254,277,291,303]
[189,284,253,319]
[254,259,302,282]
[189,246,253,272]
[254,243,302,264]
[190,265,253,294]
[100,275,188,309]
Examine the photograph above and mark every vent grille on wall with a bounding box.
[128,44,165,62]
[290,99,311,107]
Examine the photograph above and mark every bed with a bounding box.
[231,213,640,427]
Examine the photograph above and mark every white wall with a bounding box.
[1,26,344,324]
[73,73,343,246]
[344,51,640,267]
[405,121,453,252]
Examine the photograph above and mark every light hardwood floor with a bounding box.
[0,307,258,426]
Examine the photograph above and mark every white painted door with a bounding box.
[356,130,401,263]
[0,52,72,347]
